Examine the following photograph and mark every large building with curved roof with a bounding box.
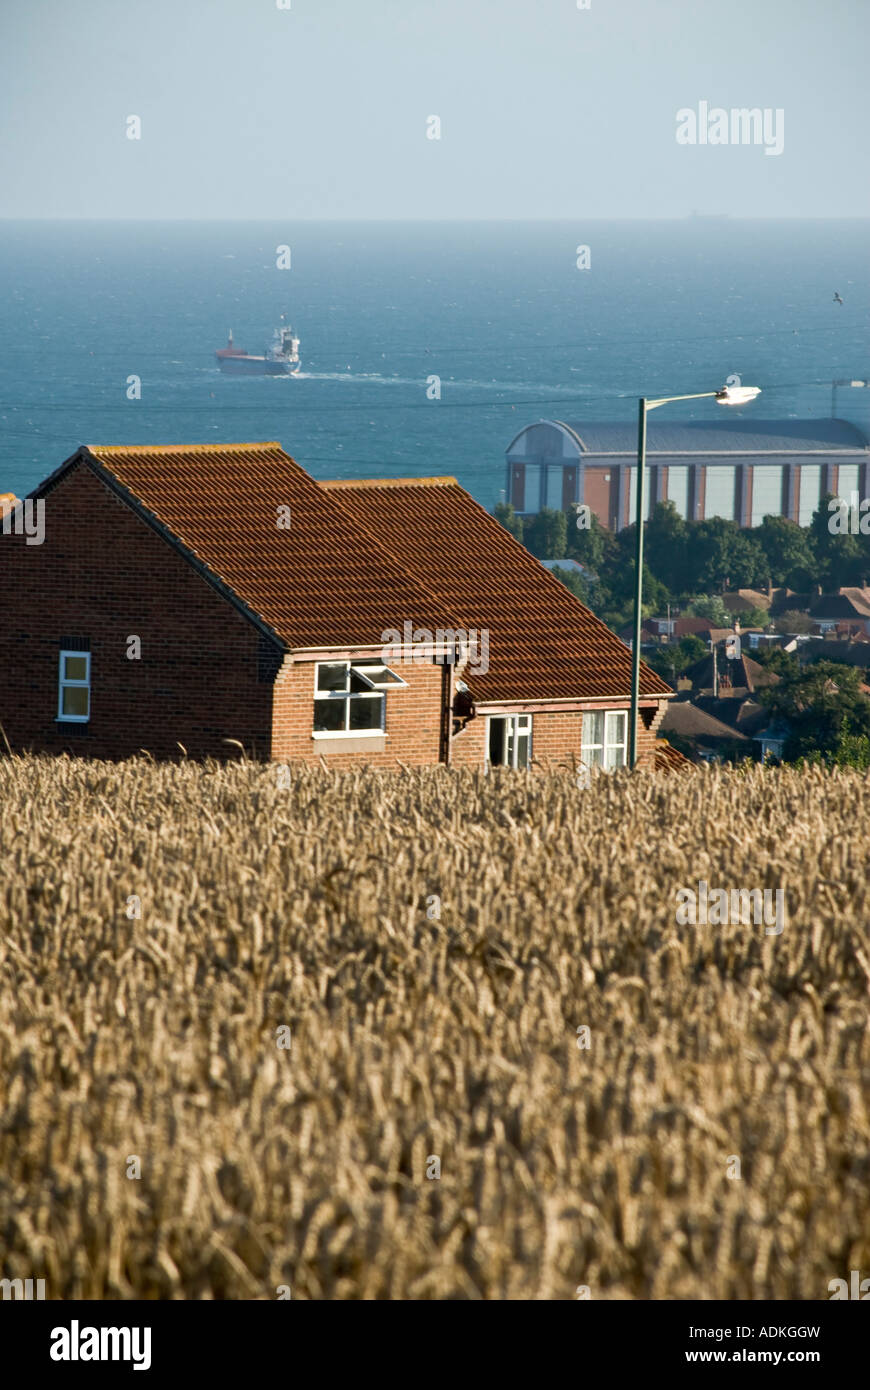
[505,382,870,532]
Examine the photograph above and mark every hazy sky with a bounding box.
[1,0,867,219]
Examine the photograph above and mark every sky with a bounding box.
[0,0,867,220]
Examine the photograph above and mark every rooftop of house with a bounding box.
[694,695,772,737]
[27,444,672,708]
[538,558,598,579]
[660,699,751,742]
[75,443,454,651]
[722,588,774,612]
[681,651,781,696]
[618,616,738,645]
[798,639,870,668]
[322,475,671,704]
[809,587,870,619]
[769,586,870,617]
[654,739,691,772]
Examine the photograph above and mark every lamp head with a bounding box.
[715,385,762,406]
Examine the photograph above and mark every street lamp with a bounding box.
[628,383,762,767]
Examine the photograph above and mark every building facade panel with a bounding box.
[798,464,822,525]
[750,465,783,526]
[667,465,689,518]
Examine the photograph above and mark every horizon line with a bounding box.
[1,215,869,224]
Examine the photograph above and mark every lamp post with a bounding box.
[628,383,761,767]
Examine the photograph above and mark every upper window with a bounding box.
[581,710,627,770]
[58,650,90,722]
[313,660,406,736]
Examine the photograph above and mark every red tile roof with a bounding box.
[40,445,670,707]
[655,740,691,772]
[81,444,454,649]
[323,476,671,704]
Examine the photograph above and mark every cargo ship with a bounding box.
[215,319,301,375]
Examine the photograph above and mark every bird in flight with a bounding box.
[833,292,844,305]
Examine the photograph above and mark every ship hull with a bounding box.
[217,355,298,375]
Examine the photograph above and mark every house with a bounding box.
[808,586,870,634]
[753,719,790,764]
[0,442,673,768]
[618,615,739,649]
[680,649,781,700]
[797,635,870,675]
[747,632,797,654]
[659,700,751,763]
[663,647,793,762]
[722,586,775,615]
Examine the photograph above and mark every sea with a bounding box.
[0,220,867,509]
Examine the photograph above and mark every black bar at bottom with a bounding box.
[3,1296,865,1377]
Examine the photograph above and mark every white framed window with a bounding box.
[798,464,821,526]
[544,466,563,511]
[524,464,542,513]
[627,467,652,522]
[704,465,736,521]
[750,465,783,527]
[58,650,90,722]
[581,710,627,771]
[667,465,689,519]
[312,660,406,737]
[487,714,532,769]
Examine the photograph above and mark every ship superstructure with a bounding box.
[215,319,301,375]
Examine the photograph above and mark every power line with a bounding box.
[0,379,847,416]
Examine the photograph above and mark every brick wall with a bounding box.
[0,463,274,760]
[451,702,667,772]
[450,712,488,769]
[271,655,445,767]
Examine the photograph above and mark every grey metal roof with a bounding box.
[556,418,869,455]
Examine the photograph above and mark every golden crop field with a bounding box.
[1,754,869,1301]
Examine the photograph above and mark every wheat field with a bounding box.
[0,754,868,1300]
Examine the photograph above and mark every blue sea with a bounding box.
[0,220,867,509]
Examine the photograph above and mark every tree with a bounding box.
[493,501,524,544]
[548,565,592,608]
[773,609,812,635]
[687,593,730,626]
[750,645,799,679]
[755,514,813,588]
[736,605,771,630]
[761,660,870,765]
[523,507,567,560]
[688,518,767,592]
[646,633,708,685]
[565,509,613,574]
[605,552,671,619]
[643,501,689,594]
[808,495,864,589]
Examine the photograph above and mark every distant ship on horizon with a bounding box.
[215,318,301,375]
